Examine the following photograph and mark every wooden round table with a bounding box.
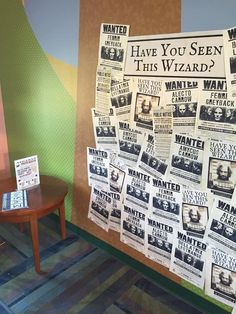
[0,175,68,273]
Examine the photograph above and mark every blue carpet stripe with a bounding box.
[10,250,111,314]
[0,234,80,285]
[79,268,140,314]
[0,300,13,314]
[34,258,125,313]
[7,245,97,308]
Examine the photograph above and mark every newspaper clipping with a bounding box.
[110,79,133,121]
[120,203,146,253]
[205,247,236,307]
[166,133,205,188]
[118,121,144,167]
[223,26,236,98]
[98,23,130,82]
[109,153,126,193]
[162,79,199,135]
[129,77,162,133]
[153,103,173,162]
[87,147,110,190]
[123,168,151,212]
[14,155,40,190]
[204,197,236,256]
[109,191,123,233]
[195,79,236,142]
[202,139,236,199]
[182,188,210,239]
[95,66,111,114]
[92,108,119,152]
[88,186,112,232]
[136,134,168,178]
[150,177,182,225]
[170,230,207,288]
[145,213,174,268]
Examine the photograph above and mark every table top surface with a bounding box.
[0,175,68,217]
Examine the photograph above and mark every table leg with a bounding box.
[30,215,41,273]
[58,203,66,240]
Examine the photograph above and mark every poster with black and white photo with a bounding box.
[145,214,174,268]
[153,103,173,162]
[14,155,40,190]
[205,247,236,307]
[151,177,182,226]
[120,204,146,253]
[136,134,168,179]
[129,77,162,133]
[109,153,126,193]
[125,30,224,79]
[202,139,236,199]
[87,147,110,190]
[88,186,112,232]
[169,230,207,288]
[204,197,236,256]
[182,188,211,239]
[166,133,205,188]
[118,121,144,167]
[162,80,199,135]
[195,79,236,142]
[110,79,133,121]
[95,66,112,115]
[98,23,130,83]
[123,168,151,212]
[108,191,123,233]
[91,108,119,152]
[223,26,236,98]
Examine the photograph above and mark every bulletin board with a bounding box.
[72,0,181,283]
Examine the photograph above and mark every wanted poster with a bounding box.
[151,177,182,226]
[88,186,111,231]
[110,79,133,121]
[162,80,199,135]
[14,155,40,190]
[118,121,144,167]
[136,134,168,179]
[202,139,236,199]
[145,213,174,268]
[98,23,130,82]
[170,230,207,288]
[129,77,162,133]
[109,153,126,193]
[109,191,123,232]
[125,30,224,79]
[195,79,236,142]
[120,204,146,253]
[95,66,111,115]
[166,133,205,188]
[205,247,236,307]
[223,26,236,98]
[204,197,236,256]
[123,168,151,212]
[153,104,173,162]
[87,147,110,190]
[91,108,119,152]
[182,188,211,239]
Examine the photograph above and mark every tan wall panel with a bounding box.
[73,0,181,282]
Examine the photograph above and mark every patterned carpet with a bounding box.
[0,217,203,314]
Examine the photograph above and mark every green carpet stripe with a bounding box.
[0,241,92,304]
[11,249,110,314]
[68,266,130,313]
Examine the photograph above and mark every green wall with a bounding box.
[0,0,76,220]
